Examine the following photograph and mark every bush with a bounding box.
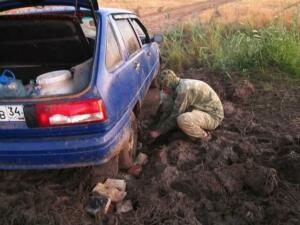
[161,21,300,77]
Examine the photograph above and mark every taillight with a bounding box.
[35,99,107,127]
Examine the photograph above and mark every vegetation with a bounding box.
[161,20,300,78]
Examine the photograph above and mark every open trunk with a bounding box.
[0,13,95,99]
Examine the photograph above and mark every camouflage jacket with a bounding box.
[157,79,224,134]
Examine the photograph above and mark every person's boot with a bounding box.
[201,131,212,142]
[188,131,212,143]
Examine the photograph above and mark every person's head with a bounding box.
[158,70,180,93]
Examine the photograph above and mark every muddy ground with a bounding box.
[0,70,299,225]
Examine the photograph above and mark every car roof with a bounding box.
[99,8,135,16]
[0,6,136,18]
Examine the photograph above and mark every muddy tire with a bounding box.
[92,156,119,179]
[150,77,159,89]
[119,112,138,170]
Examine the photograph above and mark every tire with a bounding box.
[92,156,119,179]
[119,112,138,169]
[150,77,159,89]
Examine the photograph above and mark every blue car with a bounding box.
[0,0,161,170]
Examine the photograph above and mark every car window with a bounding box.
[115,19,141,56]
[106,22,123,71]
[131,19,148,44]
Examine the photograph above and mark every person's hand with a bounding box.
[149,130,161,139]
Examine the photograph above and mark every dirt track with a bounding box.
[141,0,238,31]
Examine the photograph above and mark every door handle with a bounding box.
[134,62,141,70]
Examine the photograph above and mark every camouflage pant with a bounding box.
[177,110,221,139]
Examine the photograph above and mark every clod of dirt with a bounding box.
[215,130,241,145]
[238,201,264,224]
[155,148,169,165]
[277,152,300,184]
[209,147,239,169]
[244,166,279,195]
[171,171,224,199]
[233,141,258,160]
[177,146,198,169]
[223,101,236,116]
[214,164,246,194]
[279,134,295,146]
[161,166,179,187]
[134,153,149,166]
[116,200,133,214]
[229,80,255,100]
[166,140,198,167]
[127,165,143,178]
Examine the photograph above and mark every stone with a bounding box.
[104,179,126,192]
[116,200,133,214]
[127,164,143,177]
[134,153,149,166]
[93,183,127,202]
[85,194,112,217]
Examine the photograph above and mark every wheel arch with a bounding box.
[133,100,141,117]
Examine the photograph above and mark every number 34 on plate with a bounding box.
[0,105,25,122]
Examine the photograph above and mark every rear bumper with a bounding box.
[0,117,130,170]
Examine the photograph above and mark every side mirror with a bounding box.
[151,34,163,43]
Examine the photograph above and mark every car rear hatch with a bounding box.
[0,0,105,138]
[0,0,98,12]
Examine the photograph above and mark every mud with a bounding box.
[0,69,299,225]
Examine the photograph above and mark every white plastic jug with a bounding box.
[36,70,74,96]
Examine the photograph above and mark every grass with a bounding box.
[161,20,300,78]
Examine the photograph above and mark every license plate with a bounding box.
[0,105,25,122]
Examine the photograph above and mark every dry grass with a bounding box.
[198,0,300,26]
[102,0,300,27]
[101,0,206,16]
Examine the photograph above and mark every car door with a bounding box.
[129,18,157,98]
[104,16,141,122]
[112,16,144,108]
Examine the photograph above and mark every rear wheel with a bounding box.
[92,112,138,178]
[150,77,159,89]
[119,112,138,169]
[92,156,119,180]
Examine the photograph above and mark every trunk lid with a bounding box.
[0,0,98,12]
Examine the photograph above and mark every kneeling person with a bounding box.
[150,70,224,141]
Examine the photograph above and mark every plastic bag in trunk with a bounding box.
[0,70,28,98]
